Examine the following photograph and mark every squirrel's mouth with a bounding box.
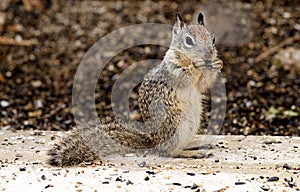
[193,59,223,71]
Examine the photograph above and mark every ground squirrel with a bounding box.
[47,13,223,167]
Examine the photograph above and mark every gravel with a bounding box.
[1,130,299,191]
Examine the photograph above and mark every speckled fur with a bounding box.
[47,13,223,167]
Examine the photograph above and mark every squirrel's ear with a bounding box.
[174,13,185,34]
[197,12,204,25]
[175,13,183,25]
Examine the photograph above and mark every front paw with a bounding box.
[211,59,223,70]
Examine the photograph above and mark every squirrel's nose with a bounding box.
[204,60,211,65]
[203,49,212,61]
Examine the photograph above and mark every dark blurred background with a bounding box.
[0,0,299,136]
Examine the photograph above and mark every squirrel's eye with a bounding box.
[212,37,216,45]
[185,36,194,46]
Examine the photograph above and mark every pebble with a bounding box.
[115,176,123,182]
[138,161,146,167]
[34,100,43,108]
[0,73,5,82]
[146,170,155,175]
[41,175,46,180]
[28,110,42,118]
[186,172,195,176]
[294,23,300,31]
[235,181,246,185]
[19,167,26,171]
[126,180,133,185]
[44,184,53,189]
[31,80,42,88]
[191,183,198,190]
[266,18,276,25]
[267,176,279,182]
[15,153,23,158]
[5,71,11,77]
[270,27,278,34]
[15,35,23,42]
[84,160,93,166]
[0,100,10,108]
[124,153,135,157]
[172,183,181,186]
[283,163,291,170]
[282,12,291,19]
[260,184,270,191]
[0,13,5,25]
[144,176,149,181]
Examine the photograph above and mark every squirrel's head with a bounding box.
[171,13,218,69]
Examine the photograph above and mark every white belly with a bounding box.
[172,85,203,153]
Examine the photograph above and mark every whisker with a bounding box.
[194,64,206,68]
[193,61,207,68]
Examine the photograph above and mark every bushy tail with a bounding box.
[47,132,98,167]
[46,121,154,167]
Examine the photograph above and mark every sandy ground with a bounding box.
[0,130,299,191]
